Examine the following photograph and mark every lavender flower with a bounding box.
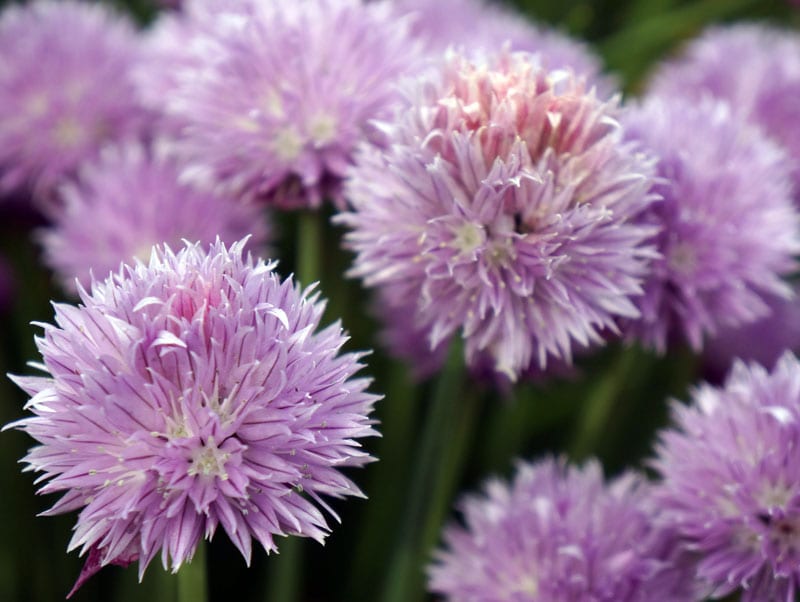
[133,0,258,133]
[429,457,690,601]
[649,24,800,193]
[652,352,800,601]
[8,239,379,593]
[393,0,613,93]
[620,97,799,352]
[0,0,148,199]
[339,50,658,379]
[160,0,424,209]
[40,140,270,293]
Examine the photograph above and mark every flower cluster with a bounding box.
[429,457,691,601]
[652,353,800,601]
[620,97,799,351]
[2,0,800,600]
[10,239,379,588]
[340,49,658,379]
[0,0,148,199]
[149,0,424,209]
[650,24,800,194]
[40,140,270,293]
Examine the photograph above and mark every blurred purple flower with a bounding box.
[620,97,799,352]
[703,292,800,383]
[392,0,614,94]
[0,0,149,200]
[652,352,800,601]
[339,50,658,380]
[650,24,800,195]
[429,457,691,601]
[133,0,258,134]
[9,239,379,593]
[40,139,270,294]
[158,0,424,209]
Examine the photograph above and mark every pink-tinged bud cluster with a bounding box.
[9,239,379,593]
[340,50,659,379]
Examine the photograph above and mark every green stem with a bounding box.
[568,346,639,461]
[265,538,302,602]
[418,385,481,562]
[297,210,323,288]
[350,362,420,598]
[481,387,535,475]
[381,342,474,602]
[176,540,207,602]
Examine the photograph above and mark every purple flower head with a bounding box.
[339,50,659,380]
[0,0,149,199]
[8,239,379,593]
[620,97,800,352]
[649,24,800,194]
[161,0,424,209]
[393,0,614,94]
[652,352,800,601]
[39,139,271,294]
[134,0,258,134]
[429,457,690,601]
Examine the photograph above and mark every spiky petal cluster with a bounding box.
[40,140,270,293]
[429,457,690,601]
[652,352,800,601]
[393,0,613,94]
[649,24,800,193]
[339,50,658,379]
[159,0,424,209]
[0,0,148,198]
[620,97,799,352]
[9,239,379,592]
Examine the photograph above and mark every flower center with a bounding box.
[188,437,230,479]
[452,222,485,255]
[308,114,337,145]
[272,127,304,162]
[54,117,84,148]
[667,242,696,274]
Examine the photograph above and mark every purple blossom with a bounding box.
[159,0,424,209]
[620,97,800,352]
[133,0,258,134]
[8,239,379,593]
[649,24,800,194]
[392,0,614,94]
[652,352,800,601]
[339,50,659,380]
[39,139,270,294]
[0,0,149,200]
[429,457,691,601]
